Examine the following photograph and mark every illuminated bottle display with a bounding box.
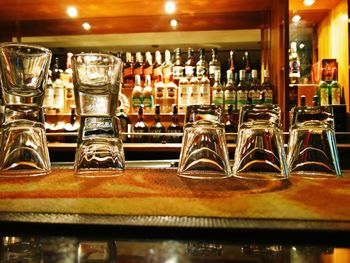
[178,74,189,113]
[167,104,183,143]
[196,48,208,79]
[249,69,259,105]
[150,104,165,143]
[162,50,173,83]
[131,75,143,113]
[152,51,163,80]
[165,74,178,113]
[289,42,300,84]
[133,105,148,143]
[236,70,247,110]
[224,70,236,111]
[142,75,154,113]
[154,74,167,112]
[319,67,330,106]
[185,48,196,79]
[133,52,143,77]
[189,72,200,105]
[212,70,223,107]
[261,69,273,104]
[330,68,341,105]
[200,70,211,105]
[172,48,184,82]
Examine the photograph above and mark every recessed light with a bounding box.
[66,6,78,18]
[82,22,91,30]
[292,15,301,23]
[304,0,315,6]
[170,19,178,28]
[165,1,176,14]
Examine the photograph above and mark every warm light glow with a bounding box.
[66,6,78,17]
[170,19,178,28]
[299,43,305,49]
[165,1,176,14]
[304,0,315,6]
[82,22,91,30]
[292,15,301,23]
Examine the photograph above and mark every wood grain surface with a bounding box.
[0,168,349,222]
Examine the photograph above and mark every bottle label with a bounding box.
[209,65,220,77]
[212,91,223,105]
[123,67,133,77]
[178,84,188,107]
[143,96,154,108]
[132,96,143,108]
[196,66,205,78]
[133,67,143,76]
[185,66,194,77]
[331,86,341,105]
[320,87,329,106]
[289,60,300,77]
[265,90,273,103]
[173,66,184,79]
[167,87,176,99]
[224,90,236,106]
[143,67,153,76]
[236,91,247,109]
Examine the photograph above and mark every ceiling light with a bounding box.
[170,19,178,28]
[66,6,78,17]
[165,1,176,14]
[292,15,301,23]
[304,0,315,6]
[82,22,91,30]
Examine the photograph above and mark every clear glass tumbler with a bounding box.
[0,43,52,176]
[178,105,231,179]
[287,105,341,177]
[232,104,288,180]
[72,53,125,176]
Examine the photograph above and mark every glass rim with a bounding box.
[72,52,121,61]
[0,42,52,55]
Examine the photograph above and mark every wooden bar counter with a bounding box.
[0,162,349,242]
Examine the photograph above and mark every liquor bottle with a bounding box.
[261,69,273,104]
[150,104,165,143]
[196,48,208,80]
[189,73,200,105]
[133,105,148,143]
[64,106,80,142]
[117,108,131,142]
[172,48,184,83]
[225,104,236,143]
[289,42,300,84]
[185,48,196,79]
[212,70,223,107]
[43,70,55,110]
[165,74,178,113]
[249,69,259,105]
[123,51,134,88]
[228,50,237,84]
[152,51,163,81]
[162,50,173,83]
[236,69,247,110]
[53,72,65,112]
[167,104,183,143]
[51,57,62,82]
[133,52,143,77]
[61,52,73,87]
[64,76,75,114]
[319,67,330,106]
[143,51,153,79]
[209,48,221,83]
[132,75,143,113]
[224,70,236,112]
[312,95,319,106]
[178,74,189,113]
[300,95,306,107]
[243,51,251,83]
[330,68,341,105]
[200,69,211,105]
[142,75,154,113]
[154,74,167,112]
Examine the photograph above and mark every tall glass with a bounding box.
[0,43,52,176]
[178,105,231,179]
[72,53,125,176]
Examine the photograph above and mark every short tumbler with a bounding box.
[72,53,125,176]
[232,104,288,180]
[178,105,231,179]
[287,105,341,177]
[0,43,52,176]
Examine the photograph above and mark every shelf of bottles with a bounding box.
[43,47,275,145]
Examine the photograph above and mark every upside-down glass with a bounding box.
[72,53,125,176]
[287,105,341,177]
[0,43,52,176]
[178,105,231,179]
[232,104,288,180]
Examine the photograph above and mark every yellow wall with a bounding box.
[318,0,349,110]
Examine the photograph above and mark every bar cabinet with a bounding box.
[0,1,350,261]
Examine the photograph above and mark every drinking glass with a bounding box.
[0,43,52,176]
[72,53,125,176]
[232,104,288,180]
[287,105,341,177]
[178,105,231,179]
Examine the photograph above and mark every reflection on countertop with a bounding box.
[1,236,348,263]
